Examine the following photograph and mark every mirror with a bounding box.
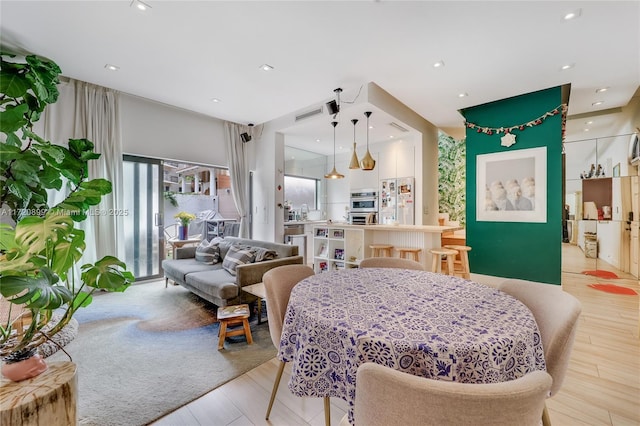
[563,134,639,281]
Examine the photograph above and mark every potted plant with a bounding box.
[0,51,134,381]
[174,211,196,240]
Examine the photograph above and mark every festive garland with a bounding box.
[464,104,568,135]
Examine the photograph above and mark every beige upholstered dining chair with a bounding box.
[263,265,333,425]
[359,257,424,270]
[498,279,582,426]
[339,363,552,426]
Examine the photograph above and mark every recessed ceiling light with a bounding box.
[389,135,394,139]
[560,63,575,70]
[585,120,594,125]
[433,60,445,68]
[592,101,604,106]
[210,98,221,103]
[595,87,609,93]
[458,92,468,98]
[130,0,151,11]
[316,139,320,142]
[259,64,274,71]
[584,128,590,132]
[563,9,581,20]
[104,64,119,71]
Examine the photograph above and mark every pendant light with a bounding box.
[324,121,345,179]
[360,111,376,170]
[349,119,361,169]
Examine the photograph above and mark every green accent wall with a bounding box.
[462,86,564,285]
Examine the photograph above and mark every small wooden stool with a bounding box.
[396,247,422,262]
[429,247,458,275]
[370,244,393,257]
[444,245,472,279]
[217,304,253,350]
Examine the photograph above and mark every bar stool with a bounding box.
[444,244,472,279]
[217,304,253,350]
[370,244,393,258]
[429,247,458,275]
[396,247,422,263]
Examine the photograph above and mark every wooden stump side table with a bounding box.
[0,361,77,426]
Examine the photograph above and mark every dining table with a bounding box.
[277,268,546,424]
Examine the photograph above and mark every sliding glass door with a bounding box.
[123,155,164,280]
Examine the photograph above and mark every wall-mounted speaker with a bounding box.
[240,132,252,143]
[326,100,339,115]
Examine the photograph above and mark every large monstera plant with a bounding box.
[0,51,134,362]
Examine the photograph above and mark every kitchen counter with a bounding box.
[284,220,328,226]
[311,223,464,271]
[339,223,462,233]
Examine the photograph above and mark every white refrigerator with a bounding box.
[379,177,414,225]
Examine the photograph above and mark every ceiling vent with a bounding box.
[295,106,324,122]
[388,122,409,132]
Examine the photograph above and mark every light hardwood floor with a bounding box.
[153,245,639,426]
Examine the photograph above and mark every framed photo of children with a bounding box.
[476,146,547,223]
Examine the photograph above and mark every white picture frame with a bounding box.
[476,147,547,223]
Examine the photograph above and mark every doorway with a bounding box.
[563,134,639,280]
[122,155,163,280]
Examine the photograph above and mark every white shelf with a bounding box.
[313,225,369,273]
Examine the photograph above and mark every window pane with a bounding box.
[284,176,317,210]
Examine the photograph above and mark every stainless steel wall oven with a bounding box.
[350,189,378,212]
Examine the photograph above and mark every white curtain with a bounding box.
[224,121,251,238]
[42,79,124,264]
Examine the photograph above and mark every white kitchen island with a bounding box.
[312,223,461,272]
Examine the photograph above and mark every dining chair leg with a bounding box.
[542,403,551,426]
[266,360,286,419]
[324,396,331,426]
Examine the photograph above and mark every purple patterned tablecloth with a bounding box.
[278,268,546,423]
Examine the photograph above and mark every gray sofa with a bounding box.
[162,236,302,307]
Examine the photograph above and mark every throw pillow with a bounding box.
[218,238,234,259]
[195,239,221,264]
[222,245,256,276]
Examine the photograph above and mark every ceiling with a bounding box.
[1,1,638,157]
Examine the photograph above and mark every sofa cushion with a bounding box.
[222,245,256,275]
[162,258,222,282]
[194,238,222,264]
[184,269,239,301]
[218,238,235,260]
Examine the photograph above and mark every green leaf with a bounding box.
[14,213,74,256]
[4,132,22,147]
[0,143,22,161]
[0,223,18,252]
[0,68,30,98]
[7,180,32,205]
[0,103,29,133]
[50,232,85,279]
[0,267,72,310]
[71,292,92,310]
[80,179,112,195]
[81,256,134,292]
[38,166,63,190]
